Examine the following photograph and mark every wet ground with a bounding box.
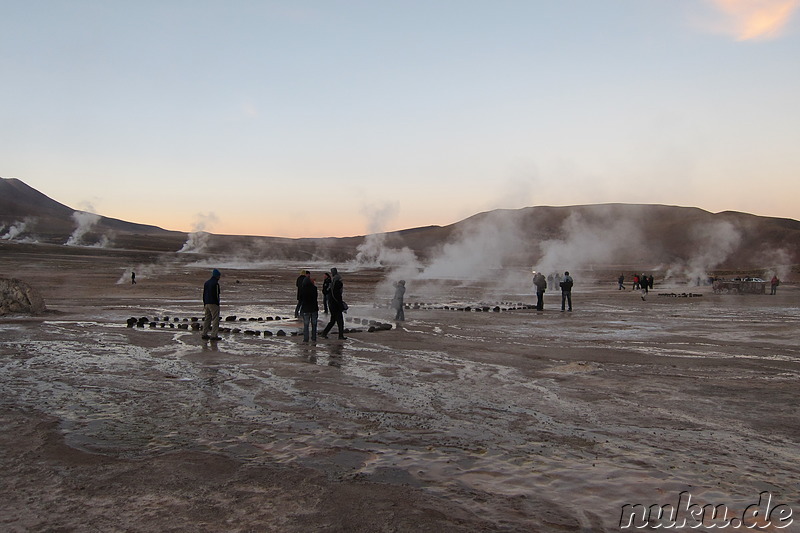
[1,248,799,531]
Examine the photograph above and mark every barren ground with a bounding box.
[1,243,798,532]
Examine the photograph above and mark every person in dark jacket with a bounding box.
[532,270,547,311]
[321,267,347,339]
[322,272,332,314]
[201,268,222,341]
[560,271,573,312]
[294,270,308,318]
[392,280,406,321]
[298,274,319,342]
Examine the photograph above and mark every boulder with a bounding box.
[0,278,47,315]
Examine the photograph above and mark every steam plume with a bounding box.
[65,211,101,246]
[178,212,219,253]
[1,218,36,241]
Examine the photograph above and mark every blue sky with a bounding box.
[2,1,799,237]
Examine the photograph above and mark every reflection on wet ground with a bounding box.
[2,285,799,530]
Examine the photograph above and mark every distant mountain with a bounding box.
[1,177,186,250]
[2,177,798,275]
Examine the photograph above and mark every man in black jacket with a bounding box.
[321,267,347,340]
[201,268,222,341]
[532,270,547,311]
[560,271,574,312]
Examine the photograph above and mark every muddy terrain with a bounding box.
[1,243,798,531]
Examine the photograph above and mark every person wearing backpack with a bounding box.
[560,271,574,312]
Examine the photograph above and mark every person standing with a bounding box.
[322,272,332,314]
[131,271,136,285]
[201,268,222,341]
[298,274,319,342]
[294,269,308,318]
[532,270,547,311]
[560,271,574,312]
[770,275,780,295]
[321,267,347,339]
[392,280,406,321]
[618,274,624,290]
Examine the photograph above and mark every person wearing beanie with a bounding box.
[201,268,222,341]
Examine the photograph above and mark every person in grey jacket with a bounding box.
[392,280,406,321]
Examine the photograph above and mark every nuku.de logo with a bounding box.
[619,491,793,529]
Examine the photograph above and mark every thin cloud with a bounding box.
[707,0,799,40]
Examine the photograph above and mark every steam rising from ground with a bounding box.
[665,220,742,283]
[534,211,645,275]
[65,211,102,246]
[179,212,219,253]
[758,247,793,280]
[352,202,423,296]
[0,218,38,243]
[421,212,525,281]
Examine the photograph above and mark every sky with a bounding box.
[2,0,799,238]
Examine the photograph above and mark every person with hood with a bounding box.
[321,267,347,339]
[392,280,406,321]
[560,271,574,312]
[532,270,547,311]
[201,268,222,341]
[322,272,332,314]
[298,273,319,342]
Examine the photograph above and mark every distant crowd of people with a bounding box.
[617,273,655,300]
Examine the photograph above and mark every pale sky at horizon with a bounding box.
[2,0,799,238]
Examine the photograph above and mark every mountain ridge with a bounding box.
[2,177,798,276]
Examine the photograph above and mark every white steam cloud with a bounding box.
[65,211,102,246]
[534,210,645,276]
[665,220,742,283]
[179,212,219,253]
[420,212,525,280]
[1,218,37,242]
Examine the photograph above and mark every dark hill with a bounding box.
[2,177,799,275]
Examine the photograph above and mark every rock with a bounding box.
[225,316,237,322]
[276,330,286,336]
[0,278,47,315]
